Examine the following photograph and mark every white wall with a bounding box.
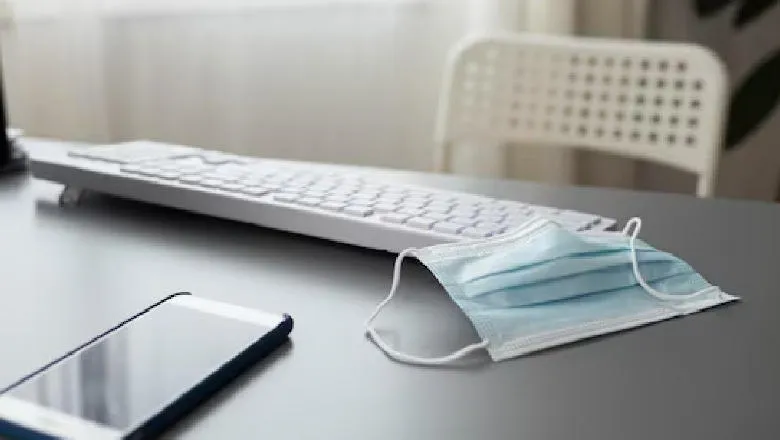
[2,1,460,172]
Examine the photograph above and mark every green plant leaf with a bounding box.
[735,0,779,27]
[694,0,734,17]
[726,48,780,150]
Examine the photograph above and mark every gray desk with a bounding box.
[0,141,777,439]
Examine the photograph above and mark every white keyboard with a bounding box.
[29,141,617,252]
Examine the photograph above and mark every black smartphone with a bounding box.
[0,293,293,439]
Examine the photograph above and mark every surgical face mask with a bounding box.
[365,217,738,365]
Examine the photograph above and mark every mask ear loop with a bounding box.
[623,217,720,302]
[365,248,489,366]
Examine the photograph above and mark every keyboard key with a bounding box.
[304,191,327,199]
[240,179,265,187]
[406,217,436,230]
[450,216,477,226]
[326,195,350,203]
[353,192,379,200]
[561,210,598,224]
[476,221,502,231]
[121,164,143,174]
[297,197,323,207]
[405,198,429,207]
[200,178,223,188]
[423,212,451,221]
[376,196,403,205]
[343,206,374,217]
[374,203,398,213]
[533,206,562,216]
[274,193,299,203]
[201,152,233,164]
[350,199,376,207]
[398,207,425,217]
[433,222,464,235]
[462,227,493,239]
[155,171,180,180]
[331,188,357,196]
[407,191,431,199]
[426,203,452,213]
[219,183,245,192]
[450,209,477,218]
[381,213,410,224]
[137,167,162,176]
[178,174,202,184]
[401,201,427,210]
[482,214,506,223]
[320,201,347,212]
[241,186,270,197]
[430,195,457,203]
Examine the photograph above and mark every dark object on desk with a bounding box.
[0,293,293,440]
[0,49,26,174]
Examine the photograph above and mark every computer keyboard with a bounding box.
[29,141,617,252]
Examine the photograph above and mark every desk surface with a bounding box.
[1,141,777,439]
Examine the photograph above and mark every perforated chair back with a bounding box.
[434,33,729,197]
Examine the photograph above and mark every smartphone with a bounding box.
[0,293,293,439]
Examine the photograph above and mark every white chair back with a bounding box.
[434,33,729,197]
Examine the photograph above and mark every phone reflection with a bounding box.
[32,330,129,429]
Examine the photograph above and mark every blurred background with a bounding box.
[1,0,779,200]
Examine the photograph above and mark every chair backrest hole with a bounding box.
[649,132,658,143]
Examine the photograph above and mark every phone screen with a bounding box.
[2,296,275,433]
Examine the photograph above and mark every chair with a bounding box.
[433,33,729,197]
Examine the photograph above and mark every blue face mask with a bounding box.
[365,217,738,365]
